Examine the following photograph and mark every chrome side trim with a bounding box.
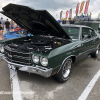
[76,47,96,57]
[0,53,53,77]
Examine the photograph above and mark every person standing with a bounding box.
[5,19,10,35]
[10,20,14,32]
[0,21,4,40]
[0,17,4,30]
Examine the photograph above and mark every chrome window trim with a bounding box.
[81,27,98,41]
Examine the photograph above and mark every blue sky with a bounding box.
[0,0,100,20]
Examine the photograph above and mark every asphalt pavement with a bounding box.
[0,60,12,100]
[17,57,100,100]
[1,57,100,100]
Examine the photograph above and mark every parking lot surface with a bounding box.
[87,78,100,100]
[17,57,100,100]
[0,60,12,100]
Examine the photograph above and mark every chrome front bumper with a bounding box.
[0,53,53,78]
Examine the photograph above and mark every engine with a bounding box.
[7,35,68,53]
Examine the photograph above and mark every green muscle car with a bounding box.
[0,4,100,83]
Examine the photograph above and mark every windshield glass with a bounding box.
[62,26,80,39]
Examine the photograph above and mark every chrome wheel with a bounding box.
[54,58,73,83]
[62,60,72,78]
[96,50,99,56]
[91,49,99,58]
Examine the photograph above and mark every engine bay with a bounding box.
[7,35,68,53]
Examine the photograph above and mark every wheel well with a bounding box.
[57,55,76,74]
[97,44,100,50]
[71,56,76,64]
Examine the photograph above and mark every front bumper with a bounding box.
[0,53,53,78]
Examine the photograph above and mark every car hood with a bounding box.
[1,3,70,39]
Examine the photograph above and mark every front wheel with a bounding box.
[54,58,73,83]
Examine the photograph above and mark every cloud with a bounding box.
[88,0,100,18]
[0,0,100,20]
[15,0,82,20]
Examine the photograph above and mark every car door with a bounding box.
[89,29,98,49]
[81,27,93,57]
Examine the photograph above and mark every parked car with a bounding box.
[14,27,21,31]
[0,4,100,83]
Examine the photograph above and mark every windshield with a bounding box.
[62,26,80,40]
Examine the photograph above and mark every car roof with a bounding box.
[61,24,94,30]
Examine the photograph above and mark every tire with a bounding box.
[54,58,73,83]
[91,50,99,58]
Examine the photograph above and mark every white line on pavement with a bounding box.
[10,69,22,100]
[78,69,100,100]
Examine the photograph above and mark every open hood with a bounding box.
[1,3,70,39]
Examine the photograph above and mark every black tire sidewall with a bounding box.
[91,50,99,58]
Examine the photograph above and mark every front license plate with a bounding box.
[8,64,16,70]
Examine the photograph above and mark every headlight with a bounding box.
[41,57,48,66]
[1,47,4,53]
[32,55,39,63]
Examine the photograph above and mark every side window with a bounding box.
[82,28,91,40]
[89,29,97,37]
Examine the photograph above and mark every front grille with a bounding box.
[4,46,32,65]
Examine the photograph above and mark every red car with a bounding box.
[14,27,21,31]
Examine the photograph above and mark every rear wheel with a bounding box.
[91,49,99,58]
[54,58,72,83]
